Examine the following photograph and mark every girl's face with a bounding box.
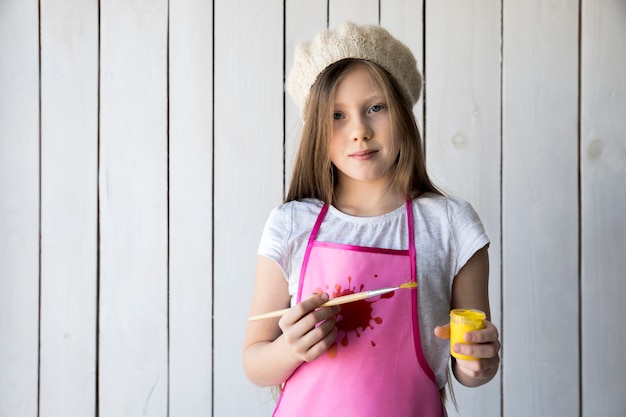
[330,63,399,189]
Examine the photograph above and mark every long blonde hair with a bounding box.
[286,59,441,204]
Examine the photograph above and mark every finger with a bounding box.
[281,293,330,326]
[464,321,499,344]
[434,324,450,340]
[279,300,340,357]
[290,312,339,362]
[303,323,338,362]
[304,314,337,348]
[455,355,500,380]
[303,304,341,331]
[453,339,500,360]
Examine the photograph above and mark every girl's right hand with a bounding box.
[278,293,340,363]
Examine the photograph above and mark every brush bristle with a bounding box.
[399,282,418,289]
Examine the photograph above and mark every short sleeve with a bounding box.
[446,197,490,276]
[257,204,292,280]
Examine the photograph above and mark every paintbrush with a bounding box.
[248,281,417,322]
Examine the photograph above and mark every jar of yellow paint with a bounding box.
[449,309,486,360]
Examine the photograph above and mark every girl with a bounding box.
[243,22,500,416]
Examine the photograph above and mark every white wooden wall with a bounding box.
[1,1,624,416]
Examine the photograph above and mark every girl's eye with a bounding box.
[370,104,385,113]
[333,112,344,120]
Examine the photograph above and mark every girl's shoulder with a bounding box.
[260,199,324,255]
[413,191,470,209]
[265,198,324,229]
[273,198,324,211]
[412,192,482,223]
[269,198,324,218]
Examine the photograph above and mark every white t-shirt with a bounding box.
[257,192,490,389]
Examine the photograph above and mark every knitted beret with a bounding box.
[287,22,423,114]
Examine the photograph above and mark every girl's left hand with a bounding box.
[434,321,501,384]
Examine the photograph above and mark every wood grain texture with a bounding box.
[98,0,169,415]
[0,1,40,416]
[213,0,284,415]
[39,0,99,415]
[425,1,502,416]
[581,1,626,415]
[329,0,379,27]
[168,0,214,415]
[381,0,425,132]
[502,1,580,415]
[284,0,327,195]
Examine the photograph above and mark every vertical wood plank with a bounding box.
[285,0,327,194]
[213,1,284,415]
[168,0,214,415]
[0,1,40,416]
[329,0,379,27]
[581,1,626,415]
[380,0,425,133]
[39,0,98,415]
[425,1,502,415]
[502,1,579,415]
[99,0,169,415]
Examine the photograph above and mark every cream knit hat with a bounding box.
[287,22,422,114]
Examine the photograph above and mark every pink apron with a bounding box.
[273,201,445,417]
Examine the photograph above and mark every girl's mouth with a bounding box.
[349,150,378,160]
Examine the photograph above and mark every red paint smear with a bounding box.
[326,276,392,358]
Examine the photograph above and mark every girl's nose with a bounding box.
[351,116,372,141]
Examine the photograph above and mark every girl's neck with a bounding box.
[333,181,405,217]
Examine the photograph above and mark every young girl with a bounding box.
[243,22,500,416]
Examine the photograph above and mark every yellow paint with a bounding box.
[450,309,486,360]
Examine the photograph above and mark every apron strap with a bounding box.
[406,200,416,282]
[406,199,438,384]
[296,204,329,303]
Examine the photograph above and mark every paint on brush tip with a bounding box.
[399,282,417,289]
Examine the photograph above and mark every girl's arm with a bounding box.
[242,255,339,387]
[435,246,501,387]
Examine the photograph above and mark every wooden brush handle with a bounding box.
[248,289,389,322]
